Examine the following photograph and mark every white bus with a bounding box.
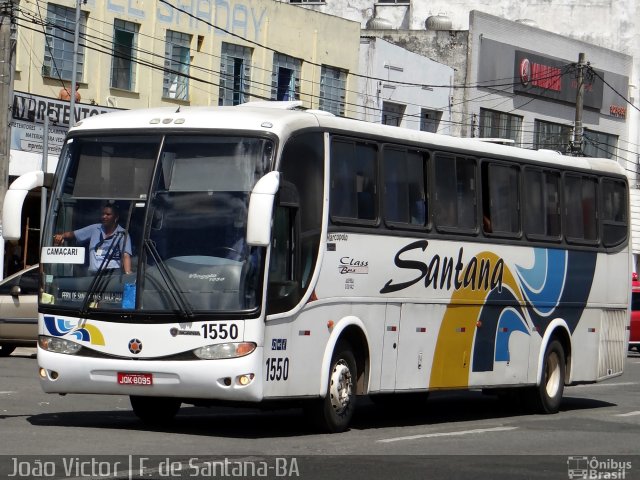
[3,102,630,433]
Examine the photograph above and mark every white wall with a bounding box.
[358,37,454,133]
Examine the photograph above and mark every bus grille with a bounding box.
[597,309,627,380]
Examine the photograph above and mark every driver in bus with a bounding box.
[53,202,133,275]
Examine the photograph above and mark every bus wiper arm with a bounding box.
[80,231,124,318]
[144,239,194,318]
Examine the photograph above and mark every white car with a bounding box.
[0,265,39,356]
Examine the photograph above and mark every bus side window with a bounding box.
[434,154,476,231]
[523,168,561,240]
[267,203,300,314]
[565,174,598,244]
[383,148,427,227]
[330,139,377,223]
[482,162,520,236]
[601,178,628,247]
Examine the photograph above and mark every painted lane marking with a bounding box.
[614,411,640,417]
[0,391,16,394]
[569,382,638,388]
[378,426,517,443]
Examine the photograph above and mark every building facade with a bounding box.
[357,36,453,134]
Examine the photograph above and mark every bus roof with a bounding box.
[70,103,626,177]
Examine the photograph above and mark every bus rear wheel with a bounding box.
[307,342,357,433]
[130,395,181,425]
[528,339,566,414]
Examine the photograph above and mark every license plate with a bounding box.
[117,372,153,386]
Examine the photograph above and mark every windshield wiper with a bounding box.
[79,231,125,318]
[144,239,194,318]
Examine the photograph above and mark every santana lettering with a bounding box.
[380,240,504,294]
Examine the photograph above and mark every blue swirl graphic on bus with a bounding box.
[43,315,106,345]
[43,315,77,336]
[495,308,530,362]
[473,286,529,371]
[515,248,566,316]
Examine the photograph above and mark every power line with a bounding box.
[11,2,639,162]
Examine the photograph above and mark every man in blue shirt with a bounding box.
[54,203,133,274]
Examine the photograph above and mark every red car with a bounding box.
[631,273,640,352]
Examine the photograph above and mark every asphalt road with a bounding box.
[1,347,639,479]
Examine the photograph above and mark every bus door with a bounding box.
[395,303,439,390]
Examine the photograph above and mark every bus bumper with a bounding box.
[37,346,264,402]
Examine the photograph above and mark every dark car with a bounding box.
[0,265,39,356]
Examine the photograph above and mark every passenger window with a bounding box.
[330,139,378,223]
[564,174,598,243]
[434,154,476,232]
[523,169,561,240]
[383,148,428,227]
[482,163,520,236]
[601,178,628,247]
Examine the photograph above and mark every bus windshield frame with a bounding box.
[40,132,275,321]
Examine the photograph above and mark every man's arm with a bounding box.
[53,231,76,245]
[123,253,132,275]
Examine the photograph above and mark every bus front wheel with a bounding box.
[528,339,566,414]
[307,342,357,433]
[130,395,181,425]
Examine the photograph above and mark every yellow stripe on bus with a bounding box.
[429,252,523,388]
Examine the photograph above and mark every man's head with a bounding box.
[101,203,120,229]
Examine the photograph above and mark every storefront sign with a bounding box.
[10,91,118,157]
[514,50,604,109]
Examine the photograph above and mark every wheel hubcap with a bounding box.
[329,361,352,414]
[545,351,561,398]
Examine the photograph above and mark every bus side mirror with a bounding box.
[2,171,47,240]
[246,171,280,247]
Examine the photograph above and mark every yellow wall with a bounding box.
[14,0,360,111]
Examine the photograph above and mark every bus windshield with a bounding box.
[41,134,273,317]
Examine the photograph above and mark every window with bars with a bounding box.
[420,109,442,133]
[43,4,85,81]
[272,53,301,101]
[319,65,346,116]
[479,108,523,145]
[382,102,405,126]
[163,30,191,101]
[534,119,572,152]
[111,19,138,91]
[583,129,618,159]
[219,43,252,106]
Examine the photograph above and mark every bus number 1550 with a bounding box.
[201,323,239,340]
[266,357,289,381]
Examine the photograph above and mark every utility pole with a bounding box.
[69,0,82,126]
[571,52,586,156]
[0,1,15,278]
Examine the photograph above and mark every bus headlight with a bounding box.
[194,342,256,360]
[38,335,83,355]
